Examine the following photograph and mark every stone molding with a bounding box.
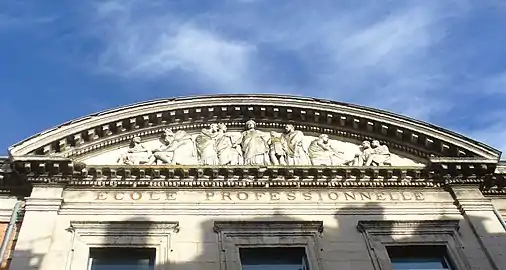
[9,158,498,188]
[70,220,179,270]
[24,197,62,212]
[214,220,324,233]
[214,220,323,270]
[357,219,471,270]
[8,95,500,159]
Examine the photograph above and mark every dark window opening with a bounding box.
[239,247,309,270]
[387,245,454,270]
[89,247,155,270]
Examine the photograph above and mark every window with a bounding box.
[239,247,309,270]
[89,248,155,270]
[387,246,453,270]
[69,221,179,269]
[357,220,471,270]
[214,221,323,270]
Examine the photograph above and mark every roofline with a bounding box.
[7,94,501,159]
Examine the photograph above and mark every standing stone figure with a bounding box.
[195,124,220,165]
[215,123,243,165]
[268,131,287,165]
[240,120,269,165]
[308,134,345,165]
[282,124,309,165]
[118,136,151,165]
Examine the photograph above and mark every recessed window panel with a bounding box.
[387,246,453,270]
[239,247,309,270]
[89,248,155,270]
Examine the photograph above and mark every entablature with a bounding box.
[8,95,500,161]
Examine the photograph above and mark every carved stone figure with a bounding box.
[350,140,391,166]
[195,124,220,165]
[153,130,198,165]
[118,136,152,165]
[368,140,391,166]
[268,131,287,165]
[282,124,309,165]
[240,120,269,165]
[350,141,375,166]
[215,123,243,165]
[308,134,345,165]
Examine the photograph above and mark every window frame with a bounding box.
[357,220,471,270]
[70,220,179,270]
[213,221,324,270]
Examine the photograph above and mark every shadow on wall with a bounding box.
[88,201,506,270]
[7,197,506,270]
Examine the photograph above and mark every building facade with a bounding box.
[1,94,506,270]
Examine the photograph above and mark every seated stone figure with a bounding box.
[153,130,198,165]
[118,136,152,165]
[308,134,345,166]
[350,140,391,166]
[349,141,374,166]
[366,140,391,166]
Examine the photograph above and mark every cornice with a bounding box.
[8,95,500,160]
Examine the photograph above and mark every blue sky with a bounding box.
[1,0,506,156]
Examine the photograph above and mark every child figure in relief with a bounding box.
[268,131,287,165]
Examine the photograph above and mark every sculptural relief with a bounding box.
[308,134,346,166]
[282,124,310,165]
[152,129,198,165]
[117,136,152,165]
[215,123,243,165]
[240,120,270,165]
[195,124,220,165]
[268,131,287,165]
[114,121,405,167]
[349,140,391,166]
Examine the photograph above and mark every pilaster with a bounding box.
[9,185,64,270]
[450,185,506,269]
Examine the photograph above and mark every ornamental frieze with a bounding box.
[86,120,422,167]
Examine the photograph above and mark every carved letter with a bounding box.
[303,192,312,201]
[401,192,412,200]
[389,192,400,201]
[328,192,339,200]
[96,192,107,200]
[205,192,215,201]
[166,192,177,201]
[344,192,356,201]
[287,191,296,201]
[149,192,160,200]
[130,192,142,200]
[360,192,372,200]
[376,192,386,200]
[414,192,425,200]
[221,192,232,200]
[114,192,124,200]
[270,192,280,201]
[255,192,265,200]
[237,192,249,201]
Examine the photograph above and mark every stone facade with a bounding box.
[1,94,506,270]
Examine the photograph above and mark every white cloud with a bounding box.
[84,0,506,153]
[89,0,258,91]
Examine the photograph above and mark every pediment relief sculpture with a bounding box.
[91,120,420,167]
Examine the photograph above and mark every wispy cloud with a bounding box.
[80,0,506,153]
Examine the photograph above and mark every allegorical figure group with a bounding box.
[118,120,392,166]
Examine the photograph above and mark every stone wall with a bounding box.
[7,185,506,270]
